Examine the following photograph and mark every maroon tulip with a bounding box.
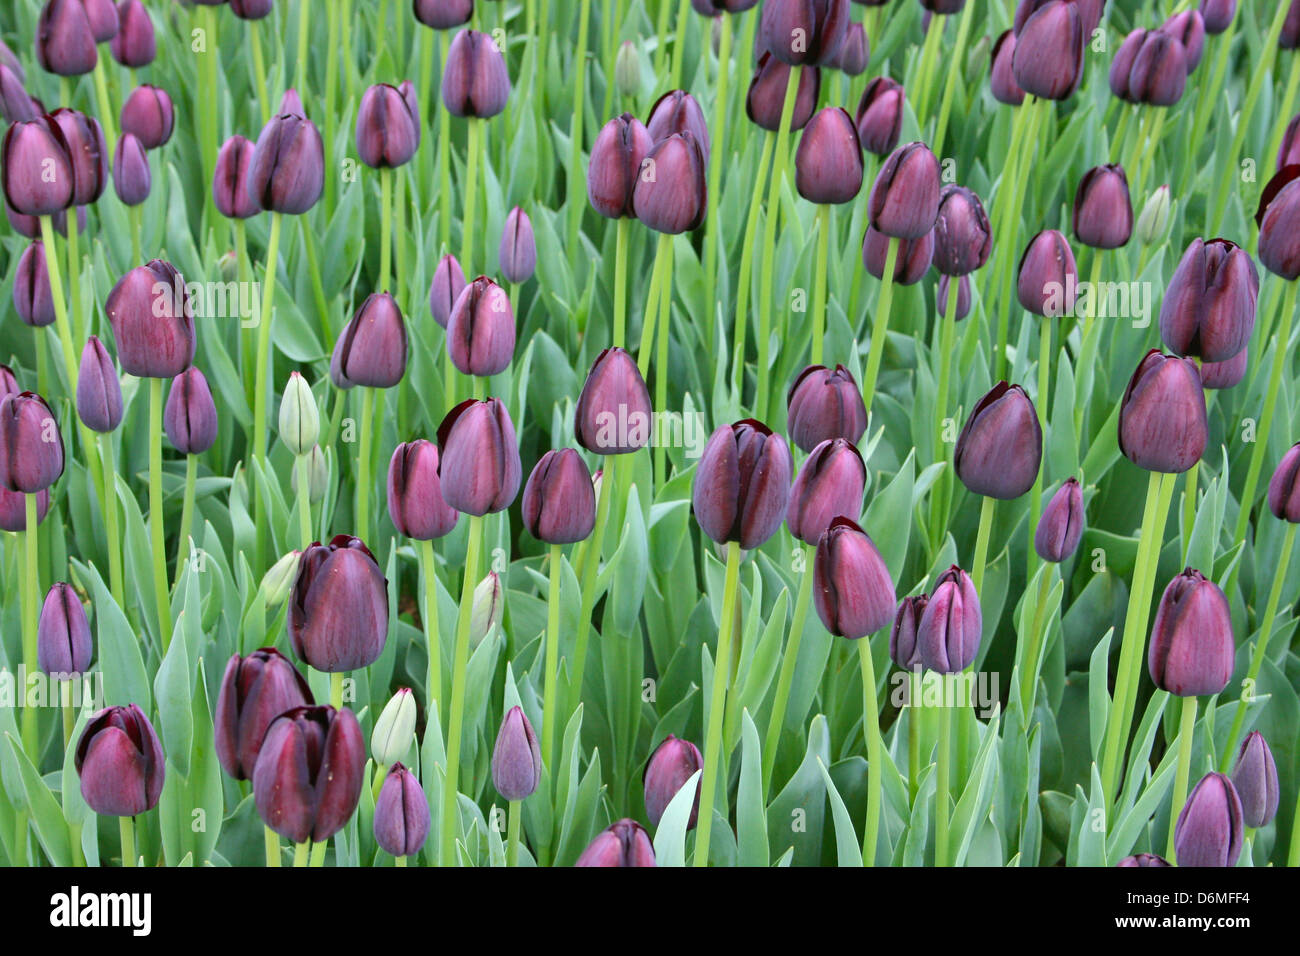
[759,0,850,66]
[786,364,868,453]
[832,21,869,74]
[13,241,56,328]
[437,397,522,515]
[0,391,64,493]
[37,0,99,76]
[574,348,653,455]
[954,382,1041,499]
[1118,350,1207,474]
[75,704,165,817]
[387,440,459,540]
[1112,30,1187,106]
[491,705,542,801]
[1174,772,1243,867]
[37,581,93,675]
[289,535,389,672]
[110,0,156,67]
[1231,731,1279,829]
[868,142,941,240]
[633,132,707,234]
[795,107,863,204]
[0,486,49,532]
[1035,477,1084,562]
[1158,238,1258,363]
[1199,348,1247,390]
[990,30,1025,106]
[644,736,704,828]
[786,438,866,545]
[163,366,218,455]
[1073,164,1133,250]
[1256,166,1300,281]
[933,185,991,277]
[373,762,430,857]
[862,225,934,285]
[428,253,468,328]
[1161,10,1204,73]
[447,276,515,376]
[214,647,314,780]
[0,365,19,398]
[1268,442,1300,522]
[414,0,473,29]
[76,336,122,434]
[82,0,120,42]
[1117,853,1171,867]
[693,419,793,550]
[1012,0,1085,100]
[646,90,711,161]
[747,53,820,132]
[1279,114,1300,171]
[916,565,982,673]
[248,110,325,214]
[522,448,597,544]
[587,113,653,219]
[575,819,657,866]
[230,0,274,18]
[499,206,536,283]
[213,135,261,219]
[355,82,419,168]
[1148,568,1234,696]
[1017,229,1078,316]
[0,65,40,124]
[120,84,174,149]
[1200,0,1235,34]
[105,259,196,378]
[112,131,150,205]
[813,516,897,639]
[889,595,927,670]
[854,76,905,156]
[937,274,972,321]
[442,29,510,118]
[331,293,409,388]
[2,119,75,216]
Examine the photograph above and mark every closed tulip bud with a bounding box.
[0,365,18,398]
[248,110,325,214]
[1030,478,1083,564]
[0,392,64,493]
[937,274,972,321]
[1017,229,1077,317]
[1268,442,1300,521]
[253,705,366,844]
[1148,567,1233,696]
[862,225,934,284]
[587,113,653,219]
[916,565,981,673]
[0,41,20,81]
[447,276,515,376]
[1256,166,1300,280]
[889,595,927,669]
[647,90,711,159]
[231,0,274,19]
[163,367,218,455]
[832,21,869,75]
[0,65,40,124]
[990,31,1025,106]
[954,382,1041,499]
[644,735,704,827]
[575,347,653,455]
[1136,185,1171,245]
[933,185,992,276]
[747,53,820,132]
[75,704,165,817]
[615,41,641,98]
[1073,164,1133,250]
[259,549,301,608]
[428,253,467,327]
[371,688,417,766]
[575,818,657,866]
[373,763,430,856]
[1285,0,1300,49]
[442,29,510,118]
[633,131,707,234]
[287,445,323,500]
[278,88,305,118]
[1174,772,1243,867]
[1279,115,1300,171]
[331,292,409,388]
[693,419,794,550]
[82,0,120,41]
[498,206,536,283]
[276,372,319,457]
[470,571,504,644]
[795,107,863,204]
[2,119,75,216]
[289,535,389,672]
[1231,731,1279,828]
[112,131,150,207]
[36,0,99,76]
[760,0,850,66]
[437,397,522,514]
[356,83,419,168]
[854,76,904,156]
[523,448,596,544]
[491,705,541,800]
[1159,238,1258,363]
[414,0,472,29]
[813,516,897,639]
[1012,0,1085,100]
[1117,853,1171,867]
[46,109,106,207]
[37,582,92,675]
[106,260,196,378]
[1124,31,1188,106]
[212,135,261,219]
[214,647,313,779]
[387,440,458,540]
[76,335,123,433]
[786,364,868,453]
[787,438,866,545]
[0,486,49,532]
[110,0,155,67]
[869,142,941,240]
[119,84,173,148]
[1118,350,1208,473]
[13,241,56,328]
[1200,348,1247,390]
[1161,10,1204,73]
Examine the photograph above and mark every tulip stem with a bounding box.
[437,29,453,253]
[912,10,944,122]
[355,388,374,542]
[762,552,815,796]
[99,434,125,610]
[199,6,220,230]
[264,826,281,867]
[702,11,733,357]
[20,494,38,758]
[667,0,691,90]
[755,64,803,422]
[694,541,742,867]
[931,0,975,158]
[36,218,80,414]
[565,0,592,256]
[295,453,313,548]
[541,543,563,778]
[293,840,309,867]
[149,377,171,650]
[613,217,630,348]
[1074,252,1106,439]
[932,271,962,467]
[1019,565,1054,718]
[118,817,136,868]
[92,60,118,155]
[637,234,672,379]
[249,19,270,125]
[441,513,484,866]
[970,495,996,598]
[907,670,922,802]
[810,204,831,367]
[990,101,1031,381]
[732,132,774,399]
[60,680,74,747]
[463,118,481,272]
[860,238,899,415]
[935,693,951,866]
[569,459,614,723]
[379,167,393,294]
[294,0,311,93]
[857,637,883,866]
[506,799,522,867]
[173,455,198,591]
[129,206,142,269]
[654,237,673,488]
[309,838,327,867]
[253,212,284,573]
[330,672,343,711]
[66,211,84,346]
[1164,695,1198,861]
[1025,317,1052,581]
[420,538,443,728]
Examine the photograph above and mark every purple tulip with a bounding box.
[1231,732,1279,828]
[37,0,99,76]
[1147,568,1234,696]
[436,397,522,515]
[110,0,156,67]
[212,135,261,219]
[954,382,1041,499]
[356,82,419,168]
[759,0,849,66]
[644,735,704,828]
[813,516,897,639]
[163,366,218,455]
[1112,30,1187,106]
[1158,238,1258,363]
[13,241,56,328]
[1200,348,1248,390]
[862,225,934,284]
[491,705,542,801]
[646,90,711,161]
[414,0,472,29]
[1200,0,1235,35]
[37,581,92,675]
[119,84,174,149]
[248,110,325,214]
[289,535,389,672]
[1117,853,1171,867]
[587,113,653,219]
[933,185,991,277]
[0,65,40,124]
[447,276,516,376]
[0,391,64,493]
[76,705,165,818]
[331,292,409,388]
[990,30,1025,106]
[787,438,866,546]
[889,595,927,670]
[632,132,707,234]
[499,206,537,283]
[795,107,863,205]
[105,259,196,379]
[76,335,123,433]
[747,53,820,133]
[693,419,793,550]
[0,365,18,398]
[1118,350,1207,474]
[387,440,459,540]
[1073,164,1133,250]
[832,21,869,74]
[442,29,510,118]
[374,762,431,856]
[0,486,49,532]
[522,448,597,544]
[112,131,150,205]
[786,364,868,453]
[937,274,972,321]
[916,566,982,673]
[854,76,905,156]
[428,253,468,328]
[2,119,75,216]
[214,647,314,780]
[1174,772,1243,867]
[1256,166,1300,280]
[1017,229,1078,317]
[575,819,657,866]
[1161,10,1205,73]
[574,348,653,455]
[868,142,941,240]
[1035,478,1084,563]
[231,0,274,18]
[1012,0,1085,100]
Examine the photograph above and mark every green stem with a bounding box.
[506,799,522,867]
[66,209,83,345]
[732,132,774,397]
[1180,20,1234,197]
[1019,566,1054,717]
[613,217,630,348]
[200,7,220,229]
[907,671,921,802]
[1181,461,1199,559]
[569,458,614,722]
[149,377,170,648]
[702,12,733,356]
[92,59,118,155]
[565,0,592,256]
[762,552,815,795]
[1165,695,1198,861]
[20,494,38,757]
[912,11,944,121]
[860,238,900,413]
[173,454,198,590]
[301,222,331,345]
[933,272,962,460]
[931,2,975,157]
[250,18,270,125]
[991,103,1030,380]
[100,433,125,610]
[857,637,882,866]
[462,118,481,272]
[1074,252,1106,438]
[441,513,484,866]
[293,840,309,867]
[296,453,313,547]
[119,816,136,867]
[811,203,831,366]
[295,0,311,93]
[638,235,672,379]
[437,31,453,253]
[421,537,443,728]
[379,167,393,293]
[330,671,343,710]
[253,212,284,571]
[264,825,281,867]
[935,691,951,866]
[970,495,996,597]
[654,236,673,488]
[355,385,374,542]
[1025,317,1052,581]
[37,218,79,408]
[668,0,691,89]
[541,543,563,776]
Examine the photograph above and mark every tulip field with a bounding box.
[2,0,1300,882]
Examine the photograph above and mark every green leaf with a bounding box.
[816,757,863,867]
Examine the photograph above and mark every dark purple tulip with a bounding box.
[414,0,473,30]
[933,185,991,277]
[990,31,1025,106]
[213,135,261,219]
[587,113,653,219]
[759,0,850,66]
[692,0,760,12]
[0,41,20,82]
[1268,442,1300,522]
[889,595,927,670]
[82,0,120,41]
[1231,732,1279,828]
[436,397,522,515]
[442,29,510,118]
[230,0,274,18]
[1122,31,1188,106]
[787,438,866,545]
[1109,29,1143,102]
[1200,0,1235,35]
[248,110,325,214]
[491,705,541,801]
[646,90,711,161]
[106,260,196,378]
[937,274,971,321]
[13,241,56,328]
[214,647,314,780]
[0,392,64,493]
[373,762,430,856]
[0,365,18,398]
[76,335,123,433]
[112,131,150,205]
[37,582,92,675]
[574,347,653,455]
[289,535,389,671]
[813,516,896,639]
[5,201,80,239]
[522,448,596,544]
[37,0,99,76]
[916,565,982,673]
[1256,166,1300,281]
[331,293,409,388]
[163,367,218,455]
[48,108,107,205]
[1035,478,1084,563]
[1148,568,1233,696]
[954,382,1041,499]
[110,0,155,67]
[1017,229,1078,316]
[854,77,905,156]
[119,84,174,149]
[1200,348,1247,390]
[746,53,820,133]
[633,131,707,234]
[1285,0,1300,49]
[0,65,40,124]
[398,80,421,148]
[1174,773,1243,867]
[428,253,468,328]
[862,225,934,285]
[387,440,459,540]
[644,736,704,828]
[1159,238,1258,363]
[1118,350,1207,474]
[356,83,419,168]
[575,819,657,867]
[920,0,964,10]
[252,705,366,843]
[0,486,49,532]
[832,22,869,74]
[868,142,941,240]
[1012,0,1084,100]
[1117,853,1171,867]
[447,276,515,376]
[795,107,863,205]
[278,88,306,118]
[786,364,868,453]
[75,704,165,817]
[2,119,75,216]
[1160,10,1204,73]
[499,206,536,283]
[1073,164,1133,250]
[693,419,793,550]
[1280,115,1300,171]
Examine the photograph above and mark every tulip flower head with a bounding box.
[288,535,389,672]
[1034,478,1085,563]
[1174,772,1243,867]
[1256,165,1300,280]
[428,253,468,328]
[75,704,166,817]
[75,337,122,434]
[442,29,510,118]
[331,292,409,388]
[868,141,941,240]
[587,113,653,219]
[214,647,314,780]
[1231,732,1279,829]
[954,382,1042,500]
[1147,568,1234,697]
[491,705,542,801]
[373,762,431,857]
[692,419,794,550]
[575,818,657,866]
[813,516,897,639]
[747,53,820,133]
[37,581,92,675]
[447,276,516,377]
[916,566,982,673]
[786,364,868,453]
[795,106,863,205]
[437,397,522,515]
[574,347,653,455]
[105,259,197,379]
[522,448,597,544]
[1118,350,1207,474]
[644,735,704,828]
[387,439,459,540]
[355,82,420,168]
[163,366,218,456]
[0,391,64,494]
[787,438,866,546]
